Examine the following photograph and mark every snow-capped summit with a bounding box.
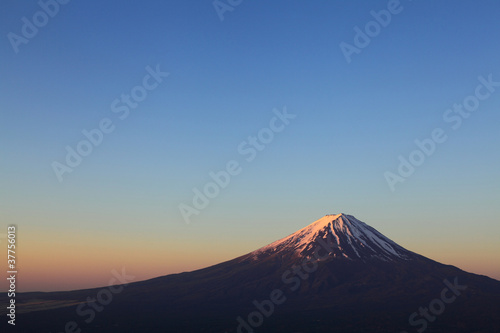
[250,213,415,262]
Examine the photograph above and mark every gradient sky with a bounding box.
[1,0,499,292]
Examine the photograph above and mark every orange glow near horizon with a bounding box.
[1,229,253,292]
[1,228,499,293]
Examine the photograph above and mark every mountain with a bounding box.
[248,213,416,262]
[2,213,500,332]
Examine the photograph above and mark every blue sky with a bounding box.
[1,0,499,291]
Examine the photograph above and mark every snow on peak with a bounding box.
[251,213,413,262]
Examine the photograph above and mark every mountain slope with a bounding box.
[2,213,500,332]
[248,213,416,262]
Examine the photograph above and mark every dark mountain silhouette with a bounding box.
[2,213,500,332]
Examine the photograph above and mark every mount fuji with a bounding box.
[248,213,416,262]
[3,213,500,332]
